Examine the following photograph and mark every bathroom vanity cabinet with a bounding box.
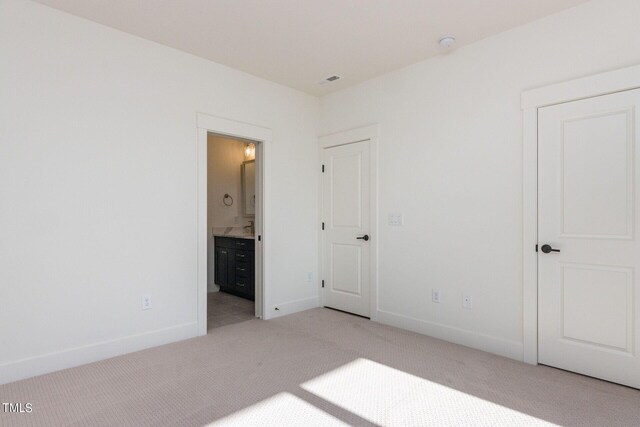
[214,236,255,300]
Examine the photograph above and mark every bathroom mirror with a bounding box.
[241,160,255,217]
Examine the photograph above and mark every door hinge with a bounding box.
[322,222,325,230]
[535,244,538,252]
[322,280,325,288]
[322,164,325,173]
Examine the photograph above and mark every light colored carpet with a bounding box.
[1,308,639,426]
[207,291,255,331]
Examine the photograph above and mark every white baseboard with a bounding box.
[376,309,524,361]
[269,296,319,319]
[0,322,198,385]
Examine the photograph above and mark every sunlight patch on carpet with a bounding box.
[301,358,559,426]
[207,392,347,426]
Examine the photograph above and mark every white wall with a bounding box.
[320,0,640,360]
[207,135,247,230]
[0,0,319,384]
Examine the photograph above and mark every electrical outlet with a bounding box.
[462,295,473,309]
[388,213,403,226]
[432,290,441,303]
[142,295,152,311]
[307,272,313,282]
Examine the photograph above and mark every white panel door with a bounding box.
[322,141,371,317]
[538,89,640,388]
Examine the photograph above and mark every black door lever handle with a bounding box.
[541,244,560,254]
[356,235,370,241]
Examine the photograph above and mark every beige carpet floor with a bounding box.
[1,308,639,426]
[207,291,255,331]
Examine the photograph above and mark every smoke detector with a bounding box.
[317,75,341,85]
[438,35,457,49]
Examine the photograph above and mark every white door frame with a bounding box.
[318,124,379,320]
[521,64,640,364]
[196,113,272,336]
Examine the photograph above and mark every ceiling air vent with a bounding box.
[317,75,341,85]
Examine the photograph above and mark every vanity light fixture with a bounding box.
[244,143,255,160]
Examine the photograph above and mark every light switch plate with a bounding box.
[388,213,403,226]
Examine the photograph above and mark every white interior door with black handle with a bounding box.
[322,140,371,318]
[538,88,640,389]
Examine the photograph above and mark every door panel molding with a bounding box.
[559,263,634,353]
[559,108,635,240]
[319,125,379,320]
[522,64,640,366]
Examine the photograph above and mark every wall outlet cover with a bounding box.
[142,295,152,310]
[432,290,441,303]
[462,295,473,309]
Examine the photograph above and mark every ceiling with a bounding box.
[34,0,590,96]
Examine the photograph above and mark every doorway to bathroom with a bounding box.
[206,133,261,331]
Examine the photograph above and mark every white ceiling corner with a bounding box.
[33,0,590,96]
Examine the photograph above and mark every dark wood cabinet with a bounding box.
[214,236,255,300]
[214,247,228,285]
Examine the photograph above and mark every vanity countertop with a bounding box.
[212,227,254,240]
